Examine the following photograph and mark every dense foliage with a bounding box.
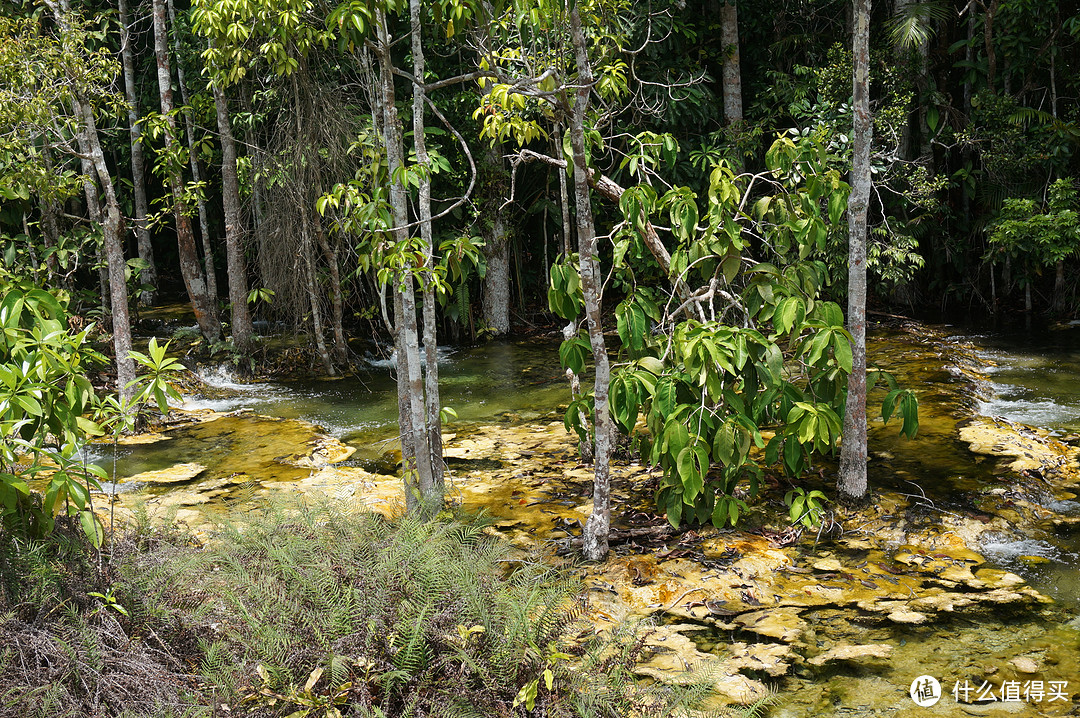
[0,505,731,717]
[0,0,1077,539]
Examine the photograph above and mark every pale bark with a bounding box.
[570,8,613,562]
[838,0,871,505]
[377,7,434,512]
[47,0,136,404]
[556,124,572,256]
[79,99,136,405]
[152,0,221,342]
[411,0,444,494]
[167,0,217,302]
[481,144,512,336]
[119,0,156,305]
[211,80,254,353]
[720,1,743,125]
[75,124,109,316]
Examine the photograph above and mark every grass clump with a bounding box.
[3,500,736,717]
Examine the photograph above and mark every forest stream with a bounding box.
[81,321,1080,717]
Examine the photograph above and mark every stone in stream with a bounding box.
[807,643,893,666]
[124,462,207,484]
[1008,655,1040,674]
[733,607,807,642]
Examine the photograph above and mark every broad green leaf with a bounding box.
[832,333,853,373]
[653,377,677,417]
[80,510,103,547]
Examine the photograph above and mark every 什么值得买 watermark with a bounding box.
[908,675,1070,707]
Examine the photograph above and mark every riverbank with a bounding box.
[75,322,1080,715]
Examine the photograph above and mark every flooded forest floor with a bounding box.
[95,324,1080,717]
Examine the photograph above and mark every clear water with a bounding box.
[107,319,1080,714]
[100,339,571,479]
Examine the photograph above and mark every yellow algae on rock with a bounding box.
[125,462,207,484]
[807,643,893,666]
[733,607,807,642]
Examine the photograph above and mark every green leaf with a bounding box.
[80,510,103,547]
[665,489,683,528]
[881,389,899,425]
[636,356,664,375]
[832,333,853,373]
[713,422,735,466]
[653,377,677,417]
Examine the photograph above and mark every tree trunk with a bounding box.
[983,0,1000,88]
[287,72,335,376]
[557,124,572,256]
[1054,260,1065,312]
[720,1,743,126]
[152,0,221,343]
[411,0,444,495]
[838,0,871,505]
[48,0,136,404]
[377,7,434,512]
[167,0,217,302]
[79,99,136,405]
[313,210,347,364]
[119,0,156,305]
[211,80,254,353]
[481,143,512,336]
[301,207,334,375]
[39,144,63,286]
[74,126,110,318]
[570,8,613,562]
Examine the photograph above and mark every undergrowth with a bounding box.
[2,500,760,717]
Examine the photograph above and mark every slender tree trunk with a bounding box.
[313,210,347,364]
[838,0,871,505]
[983,0,1000,88]
[39,145,62,285]
[301,209,334,375]
[152,0,221,343]
[48,0,136,404]
[1054,260,1065,312]
[720,1,743,126]
[569,8,613,562]
[481,143,512,336]
[74,126,110,317]
[167,0,217,302]
[211,79,254,353]
[411,0,444,495]
[557,123,572,256]
[289,71,334,376]
[79,100,136,405]
[554,122,590,456]
[119,0,156,305]
[377,7,434,512]
[392,289,417,491]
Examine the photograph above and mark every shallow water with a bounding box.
[102,321,1080,714]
